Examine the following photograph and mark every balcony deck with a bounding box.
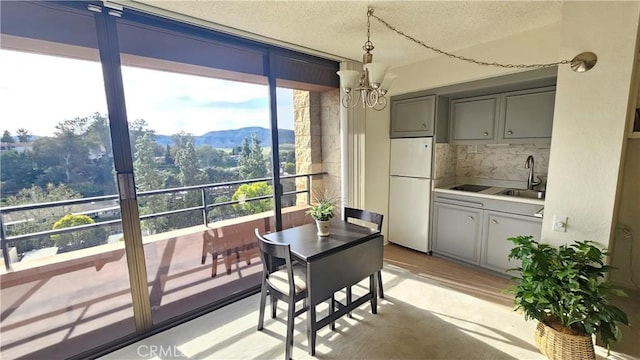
[0,206,312,359]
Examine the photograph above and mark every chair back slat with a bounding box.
[254,229,294,290]
[343,207,383,231]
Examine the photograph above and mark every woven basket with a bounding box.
[534,321,595,360]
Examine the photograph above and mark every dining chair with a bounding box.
[255,228,308,360]
[343,207,385,301]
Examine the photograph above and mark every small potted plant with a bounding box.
[307,191,337,236]
[506,235,629,360]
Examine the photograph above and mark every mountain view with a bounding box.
[154,127,295,148]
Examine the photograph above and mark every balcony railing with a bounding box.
[0,172,326,270]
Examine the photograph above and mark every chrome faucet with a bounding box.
[524,155,541,190]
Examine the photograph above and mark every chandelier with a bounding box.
[337,7,599,112]
[337,8,395,111]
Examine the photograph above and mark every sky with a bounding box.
[0,49,294,137]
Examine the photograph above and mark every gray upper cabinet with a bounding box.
[449,95,499,144]
[390,95,435,138]
[450,86,556,145]
[499,86,556,143]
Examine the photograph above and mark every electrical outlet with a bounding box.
[552,215,567,232]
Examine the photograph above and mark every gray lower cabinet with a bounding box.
[431,202,482,263]
[481,211,542,273]
[390,95,435,138]
[432,192,543,275]
[449,94,499,144]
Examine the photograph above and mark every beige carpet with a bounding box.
[103,264,634,360]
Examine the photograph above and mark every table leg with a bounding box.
[370,273,378,314]
[307,302,316,355]
[346,286,353,318]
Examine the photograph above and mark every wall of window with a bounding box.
[0,1,338,358]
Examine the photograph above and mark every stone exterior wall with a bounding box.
[320,89,341,202]
[292,89,341,205]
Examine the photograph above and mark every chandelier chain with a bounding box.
[368,9,571,69]
[367,8,371,43]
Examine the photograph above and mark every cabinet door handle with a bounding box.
[422,123,427,128]
[468,216,474,220]
[492,219,498,224]
[483,132,489,136]
[507,130,513,135]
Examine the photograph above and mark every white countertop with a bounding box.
[434,183,545,206]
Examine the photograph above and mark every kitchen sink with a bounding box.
[499,188,545,199]
[450,184,491,192]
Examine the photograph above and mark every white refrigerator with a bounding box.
[388,137,433,252]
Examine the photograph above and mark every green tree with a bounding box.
[4,184,82,254]
[54,117,90,183]
[0,151,41,198]
[1,130,15,143]
[170,131,193,157]
[280,150,295,164]
[205,167,240,184]
[231,182,273,216]
[51,214,108,253]
[16,128,30,142]
[134,132,164,191]
[86,112,111,158]
[133,132,168,233]
[238,132,268,180]
[197,145,233,168]
[164,144,174,165]
[209,194,235,221]
[128,118,152,150]
[175,140,207,186]
[30,136,67,186]
[284,162,296,175]
[170,140,207,229]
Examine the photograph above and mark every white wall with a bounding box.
[542,2,639,250]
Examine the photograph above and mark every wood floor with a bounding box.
[383,243,519,309]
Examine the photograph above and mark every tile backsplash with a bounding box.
[435,143,550,188]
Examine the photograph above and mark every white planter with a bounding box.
[315,220,330,236]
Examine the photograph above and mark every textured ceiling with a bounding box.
[129,1,563,68]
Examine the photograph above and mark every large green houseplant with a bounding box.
[506,235,628,358]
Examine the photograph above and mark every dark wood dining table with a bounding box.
[263,221,383,355]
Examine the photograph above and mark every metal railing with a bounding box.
[0,172,326,270]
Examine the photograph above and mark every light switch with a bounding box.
[552,215,567,232]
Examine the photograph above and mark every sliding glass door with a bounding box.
[0,1,338,357]
[0,3,135,358]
